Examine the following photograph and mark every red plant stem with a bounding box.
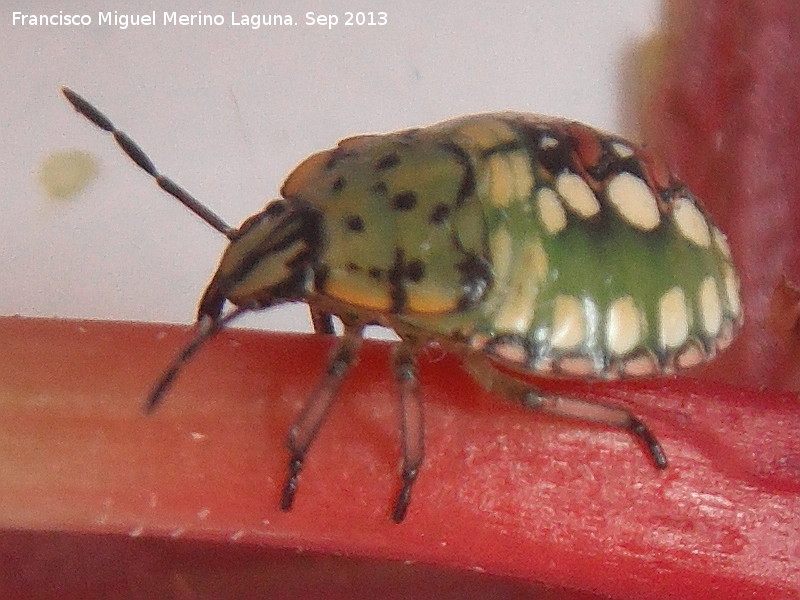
[642,0,800,389]
[0,316,798,598]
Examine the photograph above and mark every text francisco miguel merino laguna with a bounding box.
[12,11,307,30]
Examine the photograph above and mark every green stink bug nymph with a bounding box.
[62,88,742,523]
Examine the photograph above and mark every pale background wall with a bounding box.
[1,0,660,336]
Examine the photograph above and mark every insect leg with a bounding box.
[391,342,424,523]
[463,356,668,469]
[309,307,336,335]
[61,87,236,240]
[281,325,364,512]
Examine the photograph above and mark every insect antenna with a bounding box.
[61,87,238,241]
[146,306,250,413]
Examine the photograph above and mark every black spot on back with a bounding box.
[439,142,475,206]
[584,151,617,181]
[386,251,429,313]
[429,203,451,225]
[392,191,417,211]
[372,181,388,196]
[331,176,345,192]
[368,267,383,280]
[375,152,401,171]
[480,140,523,158]
[457,254,493,310]
[345,215,365,232]
[326,147,357,170]
[388,249,407,313]
[536,138,574,175]
[405,260,425,282]
[660,183,689,204]
[512,121,575,176]
[586,138,647,182]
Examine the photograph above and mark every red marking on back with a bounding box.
[638,146,673,192]
[564,121,603,173]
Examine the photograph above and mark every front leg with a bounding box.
[391,341,425,523]
[463,355,668,469]
[281,324,364,511]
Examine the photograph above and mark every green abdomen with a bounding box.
[446,114,741,378]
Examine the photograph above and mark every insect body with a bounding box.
[63,88,742,522]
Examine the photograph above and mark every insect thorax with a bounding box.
[281,128,492,319]
[279,113,742,380]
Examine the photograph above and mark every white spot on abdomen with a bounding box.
[605,295,643,356]
[606,173,660,231]
[723,266,742,318]
[550,295,586,349]
[699,276,723,336]
[673,197,711,247]
[712,226,733,259]
[659,286,690,349]
[556,172,600,218]
[537,187,567,234]
[611,142,634,158]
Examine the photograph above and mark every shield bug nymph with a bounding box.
[62,87,742,522]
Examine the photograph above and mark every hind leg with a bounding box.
[462,355,668,469]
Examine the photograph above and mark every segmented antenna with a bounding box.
[61,87,237,240]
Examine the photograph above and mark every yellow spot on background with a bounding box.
[509,152,534,199]
[487,151,533,207]
[406,284,458,314]
[38,150,97,199]
[327,274,392,312]
[487,155,515,207]
[457,119,517,149]
[229,242,306,299]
